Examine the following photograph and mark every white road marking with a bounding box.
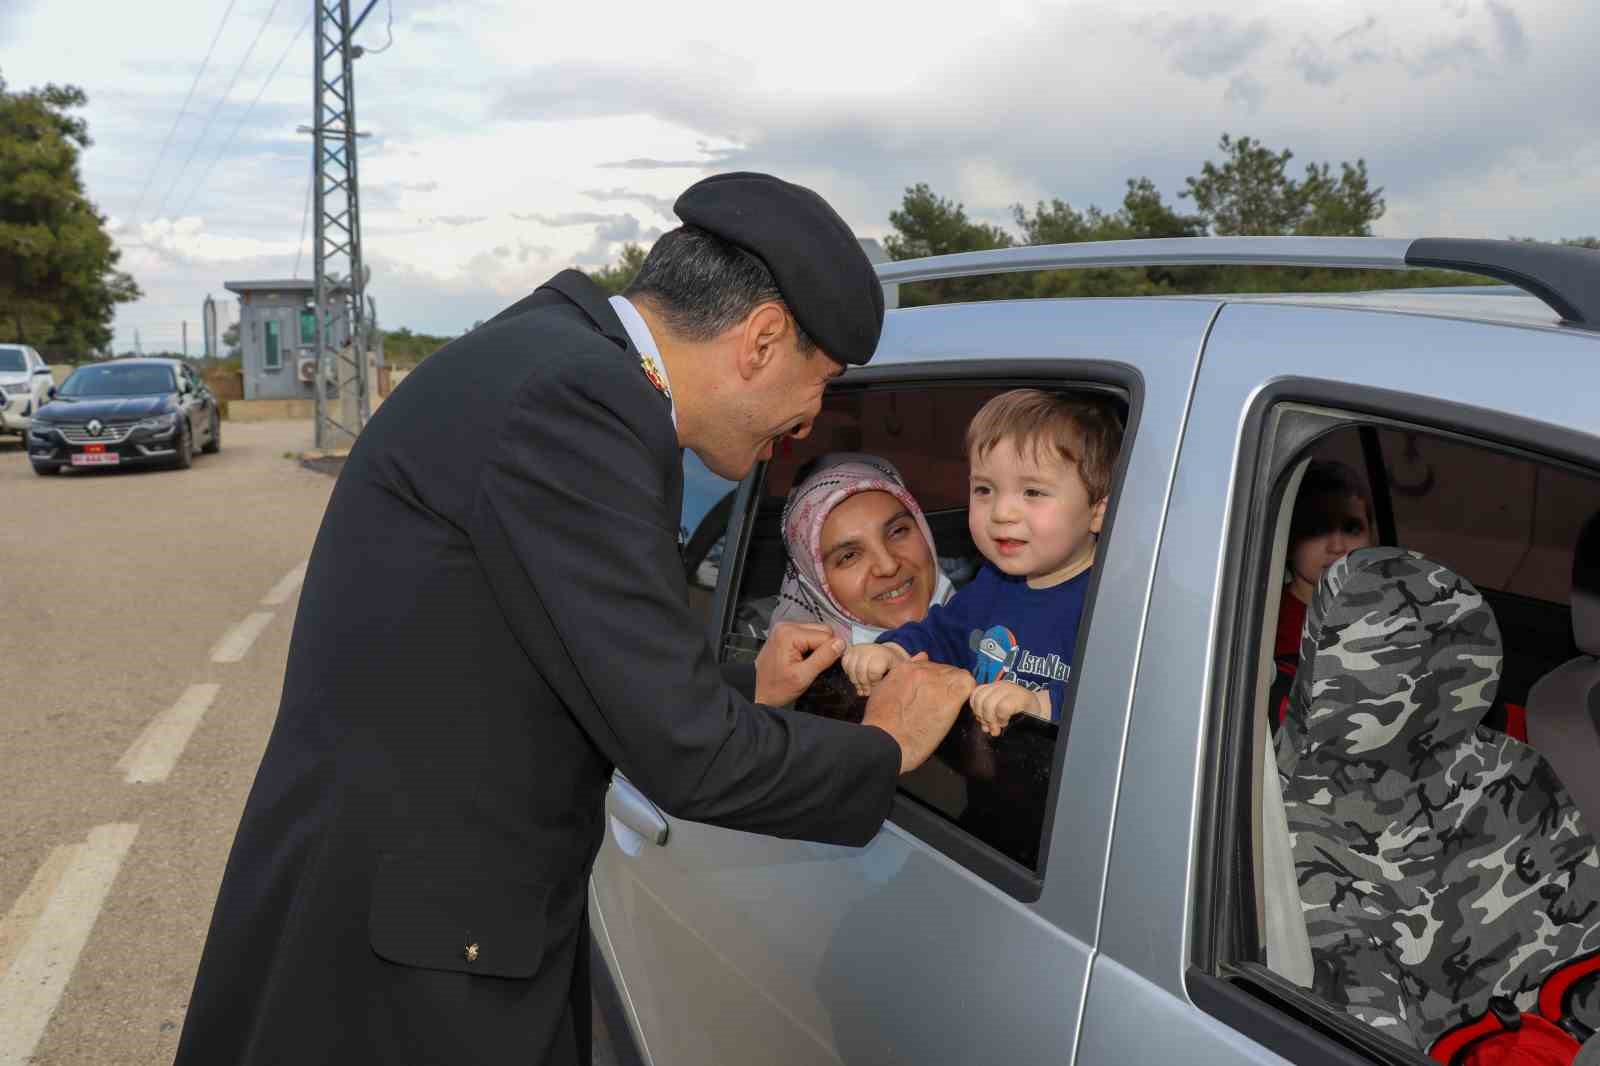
[0,823,140,1066]
[210,611,275,663]
[0,846,76,984]
[262,561,308,606]
[115,684,222,784]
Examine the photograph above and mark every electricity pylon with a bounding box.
[304,0,377,450]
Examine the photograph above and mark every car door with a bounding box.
[589,298,1219,1065]
[1079,299,1600,1065]
[176,366,202,439]
[27,348,48,407]
[189,366,215,441]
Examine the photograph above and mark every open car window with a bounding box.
[1204,406,1600,1064]
[716,380,1131,885]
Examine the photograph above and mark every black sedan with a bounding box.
[26,358,220,475]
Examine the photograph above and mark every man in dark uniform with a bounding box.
[173,173,973,1066]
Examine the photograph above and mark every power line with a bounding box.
[174,8,313,221]
[130,0,242,225]
[151,0,290,221]
[360,0,395,55]
[294,154,313,278]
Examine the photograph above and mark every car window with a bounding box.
[679,451,737,623]
[718,380,1130,879]
[0,346,26,372]
[59,364,177,397]
[1375,428,1596,606]
[1210,407,1600,1063]
[264,320,283,370]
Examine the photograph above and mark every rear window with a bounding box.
[719,379,1131,889]
[1201,407,1600,1065]
[1375,428,1596,605]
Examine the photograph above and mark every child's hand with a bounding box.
[970,681,1051,736]
[842,642,910,695]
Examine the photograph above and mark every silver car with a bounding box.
[0,342,54,437]
[590,237,1600,1065]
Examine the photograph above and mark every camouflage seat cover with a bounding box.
[1274,547,1600,1051]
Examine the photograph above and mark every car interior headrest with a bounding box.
[1282,547,1502,768]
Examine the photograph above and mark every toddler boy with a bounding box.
[842,389,1122,736]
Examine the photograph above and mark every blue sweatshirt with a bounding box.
[877,563,1090,722]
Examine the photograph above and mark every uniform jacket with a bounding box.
[173,271,901,1066]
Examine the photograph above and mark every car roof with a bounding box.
[76,358,184,369]
[1168,285,1568,331]
[883,286,1568,337]
[878,238,1600,337]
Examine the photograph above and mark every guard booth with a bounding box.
[223,279,378,401]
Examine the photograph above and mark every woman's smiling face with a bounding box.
[819,490,938,631]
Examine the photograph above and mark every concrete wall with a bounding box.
[222,363,402,421]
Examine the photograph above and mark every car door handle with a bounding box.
[606,775,669,846]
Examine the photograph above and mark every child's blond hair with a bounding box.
[965,389,1124,503]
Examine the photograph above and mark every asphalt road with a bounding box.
[0,421,621,1066]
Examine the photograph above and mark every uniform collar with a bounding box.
[608,295,676,430]
[533,270,674,428]
[536,269,631,349]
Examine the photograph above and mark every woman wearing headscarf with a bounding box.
[769,452,957,642]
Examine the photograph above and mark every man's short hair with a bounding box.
[965,389,1125,503]
[624,226,816,354]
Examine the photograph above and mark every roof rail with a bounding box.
[873,236,1600,330]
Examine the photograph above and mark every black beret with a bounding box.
[674,172,884,365]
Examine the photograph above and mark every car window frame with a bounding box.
[707,360,1144,902]
[1188,377,1600,1066]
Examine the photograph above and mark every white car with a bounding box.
[0,344,54,438]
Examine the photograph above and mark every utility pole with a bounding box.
[302,0,380,450]
[183,320,189,358]
[203,294,219,359]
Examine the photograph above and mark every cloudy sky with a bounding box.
[5,0,1596,352]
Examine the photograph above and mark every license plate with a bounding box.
[71,452,120,466]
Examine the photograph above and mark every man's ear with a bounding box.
[1088,495,1109,535]
[735,301,791,381]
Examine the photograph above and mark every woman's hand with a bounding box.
[970,681,1050,737]
[754,622,846,707]
[841,642,911,696]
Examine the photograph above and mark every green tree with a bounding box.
[1182,133,1385,236]
[1012,178,1207,296]
[588,242,648,295]
[0,71,140,355]
[1513,236,1600,251]
[380,326,453,367]
[222,320,241,358]
[885,183,1019,305]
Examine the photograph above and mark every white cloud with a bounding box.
[3,0,1597,345]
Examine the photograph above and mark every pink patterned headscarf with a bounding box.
[769,453,953,642]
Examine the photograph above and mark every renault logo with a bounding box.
[87,419,103,436]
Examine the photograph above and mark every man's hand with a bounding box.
[970,681,1051,737]
[841,642,910,695]
[754,622,845,706]
[861,657,976,774]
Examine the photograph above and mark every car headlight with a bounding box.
[136,413,178,431]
